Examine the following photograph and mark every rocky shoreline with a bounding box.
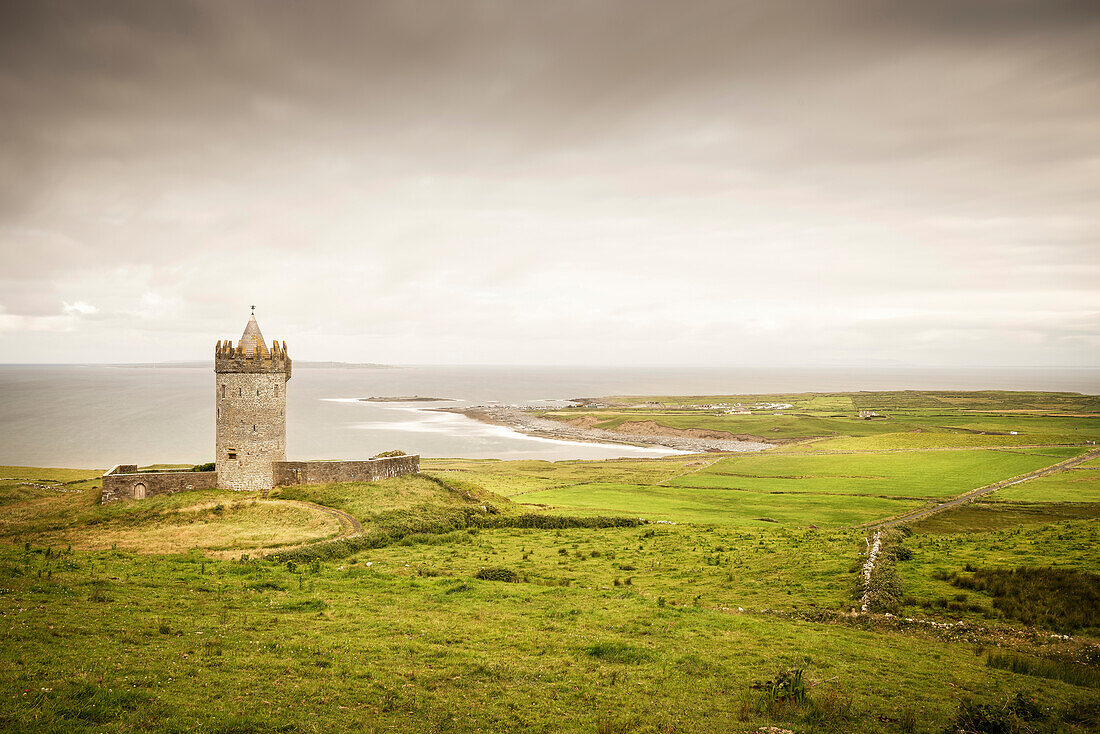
[359,396,451,402]
[443,406,775,454]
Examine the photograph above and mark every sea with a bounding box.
[1,364,1097,470]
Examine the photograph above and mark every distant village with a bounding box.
[549,400,796,413]
[508,399,900,421]
[527,400,897,421]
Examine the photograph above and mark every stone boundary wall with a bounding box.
[101,465,217,503]
[273,455,420,487]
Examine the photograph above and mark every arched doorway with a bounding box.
[133,482,146,499]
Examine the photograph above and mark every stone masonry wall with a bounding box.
[273,455,420,487]
[101,465,217,503]
[216,371,288,491]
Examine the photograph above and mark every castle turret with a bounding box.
[215,312,292,491]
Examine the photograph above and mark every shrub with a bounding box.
[372,450,406,458]
[474,567,519,583]
[192,462,215,472]
[944,692,1044,734]
[758,668,808,707]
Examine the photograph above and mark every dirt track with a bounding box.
[274,499,362,534]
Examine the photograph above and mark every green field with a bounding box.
[519,481,923,526]
[426,449,1087,530]
[992,469,1100,503]
[674,450,1071,498]
[2,390,1099,733]
[543,390,1100,449]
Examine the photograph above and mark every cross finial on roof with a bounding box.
[250,304,255,314]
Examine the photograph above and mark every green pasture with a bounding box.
[422,468,560,496]
[547,391,1100,448]
[423,448,1085,527]
[912,413,1100,440]
[673,450,1073,499]
[517,482,923,527]
[3,538,1096,734]
[991,469,1100,503]
[897,517,1100,629]
[4,388,1100,732]
[423,457,697,497]
[543,410,906,440]
[992,447,1093,458]
[599,390,1100,413]
[786,432,1089,452]
[0,465,102,484]
[0,466,102,507]
[906,502,1100,535]
[357,523,861,610]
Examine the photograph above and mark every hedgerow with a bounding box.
[267,512,645,564]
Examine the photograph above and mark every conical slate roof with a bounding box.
[239,313,268,356]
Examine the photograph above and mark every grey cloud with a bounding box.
[0,1,1097,365]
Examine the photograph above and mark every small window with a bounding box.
[274,386,279,396]
[252,424,256,432]
[227,449,238,460]
[256,388,261,396]
[221,384,226,398]
[217,407,220,419]
[238,387,242,396]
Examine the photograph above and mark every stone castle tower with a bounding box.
[101,310,418,503]
[214,312,292,491]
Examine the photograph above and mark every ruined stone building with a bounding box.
[101,312,419,502]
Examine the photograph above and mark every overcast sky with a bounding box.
[1,0,1097,366]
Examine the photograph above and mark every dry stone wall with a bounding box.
[101,465,217,502]
[273,455,420,487]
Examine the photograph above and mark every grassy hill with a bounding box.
[1,392,1099,733]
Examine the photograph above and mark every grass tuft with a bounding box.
[584,641,652,664]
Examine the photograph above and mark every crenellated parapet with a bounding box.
[214,339,292,378]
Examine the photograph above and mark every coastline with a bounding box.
[442,406,775,454]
